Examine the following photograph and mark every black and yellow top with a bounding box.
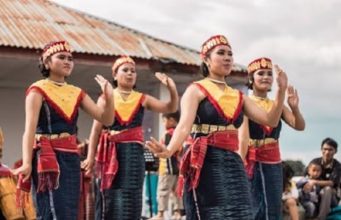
[107,89,145,131]
[27,79,85,135]
[191,78,244,137]
[248,95,282,142]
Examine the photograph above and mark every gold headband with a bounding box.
[42,41,72,61]
[112,56,135,73]
[247,57,272,74]
[201,35,230,58]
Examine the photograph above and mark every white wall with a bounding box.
[0,88,26,166]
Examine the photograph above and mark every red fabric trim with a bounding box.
[36,136,78,192]
[176,130,238,197]
[261,125,273,135]
[115,94,145,126]
[26,86,85,125]
[166,128,175,135]
[245,142,281,179]
[17,135,79,194]
[0,164,12,177]
[195,83,242,123]
[79,171,92,220]
[96,126,144,191]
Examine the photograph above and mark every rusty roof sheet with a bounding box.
[0,0,247,71]
[0,0,201,65]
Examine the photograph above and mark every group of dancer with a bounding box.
[10,34,305,220]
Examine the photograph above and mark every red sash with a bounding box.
[176,130,238,197]
[17,135,78,193]
[36,135,78,192]
[96,126,144,191]
[0,164,12,177]
[245,142,281,179]
[17,135,78,207]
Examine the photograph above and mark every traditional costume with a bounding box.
[177,35,252,220]
[95,56,146,220]
[246,57,283,220]
[18,41,86,219]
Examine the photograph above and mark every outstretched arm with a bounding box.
[144,73,179,113]
[146,84,202,158]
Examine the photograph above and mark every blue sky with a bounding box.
[53,0,341,165]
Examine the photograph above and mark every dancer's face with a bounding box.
[114,63,137,89]
[205,45,233,77]
[252,69,273,92]
[46,52,74,77]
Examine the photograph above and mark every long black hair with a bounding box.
[282,162,294,192]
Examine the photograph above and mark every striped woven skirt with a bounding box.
[184,145,252,220]
[95,142,145,220]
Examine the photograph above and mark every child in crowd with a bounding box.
[296,161,322,218]
[150,111,183,220]
[282,162,299,220]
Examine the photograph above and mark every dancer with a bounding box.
[239,57,305,220]
[12,40,115,219]
[146,35,288,220]
[82,55,178,220]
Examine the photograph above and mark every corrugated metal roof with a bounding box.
[0,0,247,72]
[0,0,201,65]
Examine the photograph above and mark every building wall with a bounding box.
[0,53,247,166]
[0,87,26,166]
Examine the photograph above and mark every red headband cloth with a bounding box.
[42,41,72,61]
[247,57,272,75]
[112,56,135,73]
[200,35,231,59]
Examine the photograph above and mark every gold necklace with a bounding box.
[206,77,226,85]
[47,78,66,86]
[117,89,132,95]
[251,94,268,101]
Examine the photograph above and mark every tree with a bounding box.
[283,160,306,176]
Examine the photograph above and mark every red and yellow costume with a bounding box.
[179,78,252,219]
[95,87,146,220]
[20,77,85,219]
[246,57,283,220]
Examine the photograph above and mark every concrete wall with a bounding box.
[0,87,26,165]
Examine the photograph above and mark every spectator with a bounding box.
[296,161,322,218]
[307,137,341,219]
[150,111,183,220]
[282,162,299,220]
